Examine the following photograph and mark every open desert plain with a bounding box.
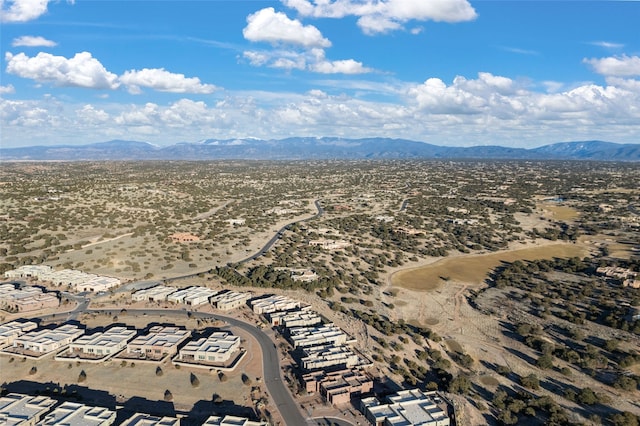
[1,160,639,426]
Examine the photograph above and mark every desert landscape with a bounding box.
[1,160,639,425]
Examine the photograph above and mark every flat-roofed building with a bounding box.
[176,331,240,364]
[43,269,97,287]
[13,324,83,355]
[202,415,267,426]
[67,326,136,359]
[289,324,353,348]
[250,295,300,315]
[0,285,59,313]
[183,287,218,306]
[131,285,177,302]
[0,320,38,347]
[291,270,318,282]
[361,389,450,426]
[303,369,373,406]
[0,393,57,425]
[269,310,322,328]
[210,291,251,310]
[38,401,116,426]
[308,239,351,250]
[119,413,180,426]
[75,276,120,293]
[301,345,359,370]
[126,326,190,360]
[4,265,53,279]
[165,286,216,306]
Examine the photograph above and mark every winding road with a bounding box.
[3,199,350,425]
[164,199,324,283]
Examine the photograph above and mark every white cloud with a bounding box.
[283,0,477,34]
[5,51,120,89]
[1,0,73,23]
[76,104,109,124]
[0,84,16,94]
[2,73,639,148]
[1,0,48,22]
[12,35,57,47]
[589,41,624,49]
[311,59,370,74]
[584,55,640,77]
[243,48,371,74]
[119,68,217,94]
[243,7,331,48]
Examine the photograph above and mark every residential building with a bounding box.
[119,413,180,426]
[4,267,121,293]
[38,401,116,425]
[301,345,359,370]
[126,326,190,360]
[210,291,251,310]
[226,219,246,226]
[13,324,84,355]
[165,286,217,306]
[4,265,53,279]
[308,239,351,250]
[361,389,450,426]
[303,369,373,405]
[0,393,57,425]
[269,310,321,328]
[0,285,59,313]
[67,326,136,359]
[202,415,267,426]
[291,270,318,282]
[75,276,121,293]
[131,285,178,302]
[170,233,200,243]
[176,331,240,364]
[0,320,38,347]
[250,295,300,315]
[288,324,353,348]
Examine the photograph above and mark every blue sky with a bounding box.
[1,0,639,148]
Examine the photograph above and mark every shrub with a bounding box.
[78,370,87,382]
[164,390,173,401]
[241,373,252,386]
[29,366,37,375]
[156,366,163,376]
[190,373,200,388]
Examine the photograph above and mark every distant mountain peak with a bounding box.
[0,138,637,161]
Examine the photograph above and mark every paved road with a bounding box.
[74,307,308,426]
[164,199,324,283]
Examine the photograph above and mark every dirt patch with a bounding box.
[479,375,500,387]
[445,339,464,354]
[538,204,580,221]
[391,243,587,290]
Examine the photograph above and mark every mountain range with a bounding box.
[1,138,639,161]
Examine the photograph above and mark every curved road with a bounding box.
[33,306,309,426]
[164,199,324,283]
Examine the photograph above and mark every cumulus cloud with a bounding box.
[243,7,331,48]
[283,0,477,34]
[119,68,217,94]
[1,0,73,23]
[12,35,57,47]
[2,72,639,148]
[0,84,16,94]
[5,51,120,89]
[75,104,109,124]
[584,55,640,77]
[243,48,371,74]
[309,48,371,74]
